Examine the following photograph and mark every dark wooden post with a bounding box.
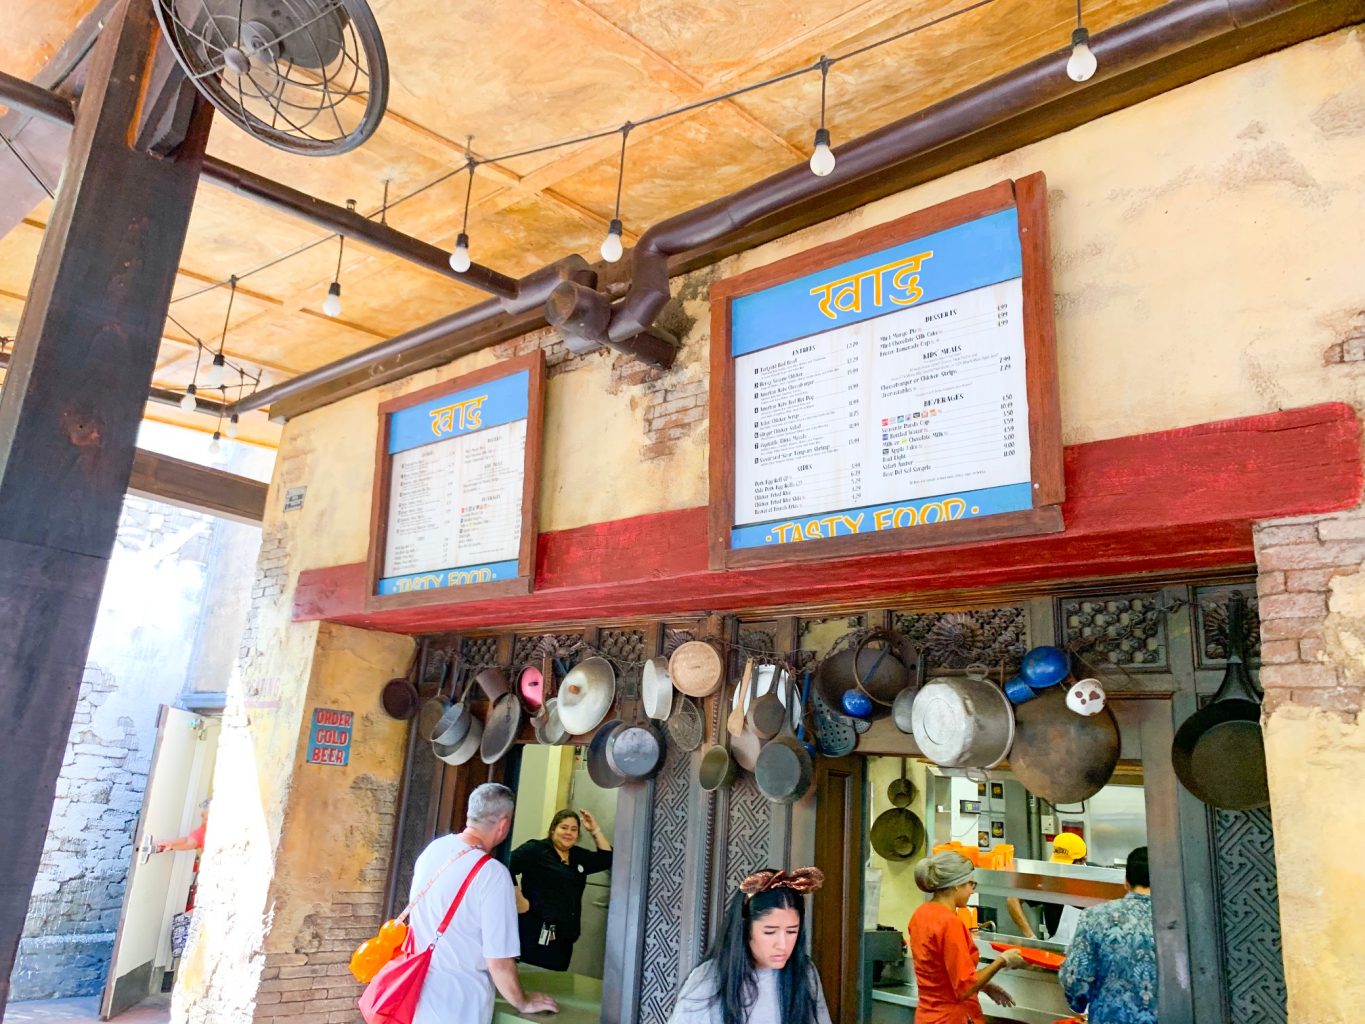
[0,0,211,1007]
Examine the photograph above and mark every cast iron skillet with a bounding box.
[1172,591,1269,810]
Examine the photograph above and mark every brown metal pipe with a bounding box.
[594,0,1309,351]
[0,69,76,127]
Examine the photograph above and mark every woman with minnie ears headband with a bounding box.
[667,868,833,1024]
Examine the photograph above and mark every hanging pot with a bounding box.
[433,669,481,766]
[642,656,675,721]
[557,657,616,736]
[586,718,627,789]
[891,650,928,735]
[1010,686,1120,805]
[669,640,725,698]
[1172,591,1269,810]
[870,807,925,861]
[910,667,1015,769]
[817,629,913,721]
[888,758,915,807]
[754,674,813,804]
[429,659,470,747]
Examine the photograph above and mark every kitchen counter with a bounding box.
[493,970,602,1024]
[869,953,1072,1024]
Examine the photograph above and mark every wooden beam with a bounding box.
[127,449,266,525]
[291,404,1361,633]
[0,0,211,1008]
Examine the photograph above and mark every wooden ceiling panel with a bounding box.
[324,262,476,335]
[0,220,44,297]
[0,1,102,84]
[231,309,401,371]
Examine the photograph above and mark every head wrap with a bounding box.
[913,851,975,893]
[739,867,825,900]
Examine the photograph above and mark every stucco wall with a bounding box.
[181,27,1365,1024]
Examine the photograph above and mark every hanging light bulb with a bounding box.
[809,57,836,177]
[450,147,477,274]
[809,128,836,177]
[1067,26,1097,81]
[204,352,226,387]
[449,232,472,273]
[208,430,222,455]
[225,413,240,439]
[179,384,198,413]
[323,281,342,317]
[601,219,624,264]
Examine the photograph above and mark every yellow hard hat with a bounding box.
[1050,833,1087,863]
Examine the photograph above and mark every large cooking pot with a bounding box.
[1009,686,1120,804]
[1172,591,1268,810]
[910,668,1015,769]
[817,629,914,721]
[642,657,674,721]
[557,657,616,736]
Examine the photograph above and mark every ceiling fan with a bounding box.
[153,0,389,156]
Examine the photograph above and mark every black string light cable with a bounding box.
[600,123,632,263]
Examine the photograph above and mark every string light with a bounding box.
[450,140,475,273]
[208,429,222,454]
[180,383,198,412]
[226,413,240,439]
[809,57,836,177]
[323,231,345,318]
[601,124,632,264]
[1066,0,1097,82]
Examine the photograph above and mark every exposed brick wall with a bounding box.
[252,774,398,1024]
[1254,505,1365,715]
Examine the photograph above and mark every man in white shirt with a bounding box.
[409,783,559,1024]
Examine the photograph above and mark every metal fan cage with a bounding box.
[154,0,389,155]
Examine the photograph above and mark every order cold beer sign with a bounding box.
[307,707,353,766]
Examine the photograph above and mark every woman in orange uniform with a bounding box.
[908,851,1024,1023]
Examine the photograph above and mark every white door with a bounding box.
[100,706,217,1019]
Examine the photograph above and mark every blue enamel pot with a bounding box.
[1019,646,1070,689]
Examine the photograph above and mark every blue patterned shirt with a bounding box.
[1059,892,1157,1024]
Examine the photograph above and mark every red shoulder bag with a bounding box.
[358,853,491,1024]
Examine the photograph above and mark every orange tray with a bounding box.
[989,941,1065,971]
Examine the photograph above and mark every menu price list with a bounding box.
[383,419,527,578]
[734,278,1030,527]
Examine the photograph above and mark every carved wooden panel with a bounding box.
[725,773,772,890]
[1058,591,1169,670]
[1213,806,1286,1024]
[511,631,582,670]
[600,628,648,667]
[458,635,499,671]
[1194,584,1261,668]
[638,742,693,1024]
[893,606,1028,671]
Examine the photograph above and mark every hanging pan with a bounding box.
[429,657,469,748]
[481,689,523,766]
[747,662,792,741]
[587,718,628,790]
[870,806,925,862]
[380,647,423,720]
[669,640,725,698]
[536,657,572,745]
[891,650,928,736]
[1009,685,1120,805]
[642,656,675,722]
[433,667,481,765]
[1172,591,1269,810]
[754,674,813,804]
[888,758,916,807]
[698,678,737,792]
[608,672,666,782]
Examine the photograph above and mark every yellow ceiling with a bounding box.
[0,0,1166,451]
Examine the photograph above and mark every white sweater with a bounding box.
[667,961,834,1024]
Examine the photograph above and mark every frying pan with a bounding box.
[887,758,915,807]
[1172,591,1269,810]
[869,807,925,861]
[748,663,790,740]
[754,675,813,804]
[1009,686,1119,805]
[480,690,523,764]
[608,674,666,781]
[380,647,423,720]
[642,656,675,721]
[587,719,628,789]
[433,669,481,765]
[429,658,469,747]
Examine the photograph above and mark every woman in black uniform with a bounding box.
[509,808,613,970]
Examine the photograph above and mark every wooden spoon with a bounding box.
[728,658,754,738]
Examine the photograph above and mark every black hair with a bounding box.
[547,809,580,840]
[696,883,819,1024]
[1126,846,1150,888]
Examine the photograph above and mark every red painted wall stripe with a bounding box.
[293,403,1361,633]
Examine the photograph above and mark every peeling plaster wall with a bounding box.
[180,29,1365,1024]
